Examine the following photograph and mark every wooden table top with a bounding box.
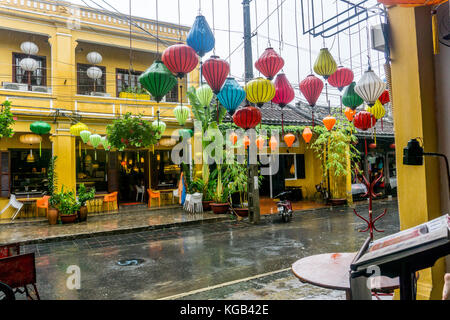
[16,197,41,202]
[291,252,399,292]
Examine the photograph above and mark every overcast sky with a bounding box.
[68,0,386,107]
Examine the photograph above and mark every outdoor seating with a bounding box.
[147,189,161,208]
[135,185,145,203]
[103,192,118,212]
[35,195,50,217]
[185,193,203,213]
[0,252,40,300]
[0,195,24,221]
[173,189,179,204]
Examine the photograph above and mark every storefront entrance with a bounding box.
[117,151,149,204]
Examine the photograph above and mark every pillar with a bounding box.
[51,122,77,193]
[389,5,446,300]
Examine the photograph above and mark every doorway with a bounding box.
[117,151,149,204]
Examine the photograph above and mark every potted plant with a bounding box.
[77,183,96,222]
[47,156,59,225]
[224,163,250,217]
[192,178,215,211]
[209,165,231,214]
[119,86,151,100]
[58,187,80,224]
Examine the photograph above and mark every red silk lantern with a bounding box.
[230,132,238,145]
[377,0,446,7]
[353,111,377,131]
[299,75,324,107]
[369,143,377,149]
[255,47,284,80]
[256,136,265,150]
[202,55,230,94]
[323,115,336,131]
[379,90,390,105]
[284,133,295,148]
[302,127,313,144]
[269,136,278,151]
[243,136,250,149]
[162,44,198,78]
[344,107,357,122]
[327,66,354,91]
[232,106,262,129]
[390,143,396,149]
[272,73,295,108]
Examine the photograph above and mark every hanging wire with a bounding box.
[156,0,159,56]
[276,0,281,53]
[211,0,216,55]
[307,0,313,74]
[358,13,363,76]
[294,0,300,84]
[198,0,201,14]
[348,1,353,70]
[366,18,372,69]
[336,0,341,65]
[128,0,133,78]
[320,0,325,47]
[266,0,271,47]
[254,0,260,61]
[228,0,232,66]
[178,0,182,42]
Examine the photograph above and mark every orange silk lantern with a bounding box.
[302,127,313,144]
[256,136,265,150]
[369,143,377,149]
[344,107,357,122]
[323,115,336,131]
[230,132,238,145]
[243,136,250,149]
[269,136,278,151]
[284,133,295,148]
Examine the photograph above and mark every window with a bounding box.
[283,154,306,180]
[166,77,187,103]
[116,69,143,97]
[12,53,47,87]
[77,63,106,95]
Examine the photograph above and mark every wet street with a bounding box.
[23,199,399,300]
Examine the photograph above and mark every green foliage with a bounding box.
[49,185,80,215]
[0,100,15,139]
[223,162,248,207]
[191,178,215,201]
[209,166,230,203]
[107,113,161,151]
[310,114,360,179]
[187,86,227,129]
[121,86,149,95]
[77,183,96,207]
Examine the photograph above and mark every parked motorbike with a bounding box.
[274,191,293,222]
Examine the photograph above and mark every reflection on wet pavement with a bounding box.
[20,199,399,300]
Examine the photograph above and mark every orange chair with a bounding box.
[103,192,118,212]
[147,189,161,208]
[35,196,50,217]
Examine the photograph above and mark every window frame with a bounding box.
[12,52,47,87]
[115,68,144,97]
[77,63,107,95]
[281,153,306,181]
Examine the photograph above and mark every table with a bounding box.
[16,197,41,219]
[158,189,176,204]
[291,252,400,300]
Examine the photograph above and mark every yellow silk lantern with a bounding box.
[20,134,42,161]
[244,77,276,107]
[313,48,337,80]
[70,122,89,157]
[368,100,386,120]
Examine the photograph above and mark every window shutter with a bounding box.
[296,154,306,179]
[0,151,11,198]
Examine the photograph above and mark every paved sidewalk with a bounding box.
[0,206,230,245]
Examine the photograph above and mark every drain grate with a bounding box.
[117,258,145,266]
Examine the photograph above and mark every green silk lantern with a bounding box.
[70,122,89,157]
[89,134,101,160]
[152,119,166,134]
[30,121,51,156]
[342,82,364,110]
[313,48,337,80]
[138,61,178,103]
[174,105,190,126]
[101,136,111,162]
[80,130,91,155]
[196,84,214,108]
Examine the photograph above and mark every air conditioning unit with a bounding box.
[90,92,111,97]
[371,24,387,52]
[2,82,28,91]
[32,86,52,93]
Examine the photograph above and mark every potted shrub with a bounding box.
[47,156,59,225]
[192,178,214,211]
[77,183,96,222]
[119,86,151,100]
[58,188,80,224]
[224,163,249,217]
[210,165,231,214]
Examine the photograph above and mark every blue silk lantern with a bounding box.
[217,77,246,115]
[186,14,215,58]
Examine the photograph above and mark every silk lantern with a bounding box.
[196,84,214,108]
[162,44,198,78]
[379,90,390,105]
[70,122,88,157]
[272,73,295,108]
[342,82,364,110]
[302,127,313,144]
[368,100,386,120]
[80,130,91,155]
[254,47,284,80]
[186,14,215,58]
[328,66,354,91]
[232,106,262,129]
[217,77,246,115]
[139,61,177,103]
[256,136,266,150]
[152,119,166,134]
[369,143,377,149]
[353,111,376,131]
[202,55,230,94]
[245,77,276,107]
[20,41,39,55]
[174,105,190,126]
[313,48,337,80]
[299,74,324,107]
[269,136,278,151]
[344,107,357,122]
[284,133,295,148]
[323,115,337,131]
[86,51,102,65]
[229,132,238,145]
[30,121,50,156]
[20,134,41,161]
[354,69,386,106]
[242,136,251,149]
[89,134,102,160]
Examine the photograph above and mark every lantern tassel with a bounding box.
[432,9,439,55]
[95,149,97,161]
[39,141,42,157]
[374,128,377,145]
[79,141,82,158]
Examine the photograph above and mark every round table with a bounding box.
[291,252,399,299]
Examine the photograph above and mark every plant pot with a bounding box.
[202,201,213,211]
[78,206,88,222]
[234,207,248,217]
[48,207,59,225]
[60,214,78,224]
[210,203,229,214]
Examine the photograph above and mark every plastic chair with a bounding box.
[135,185,145,202]
[187,193,203,213]
[103,192,118,212]
[183,194,192,211]
[0,195,24,221]
[173,189,179,204]
[35,195,50,217]
[147,189,161,208]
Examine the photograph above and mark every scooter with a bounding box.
[274,191,293,222]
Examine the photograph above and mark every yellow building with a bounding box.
[0,0,200,218]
